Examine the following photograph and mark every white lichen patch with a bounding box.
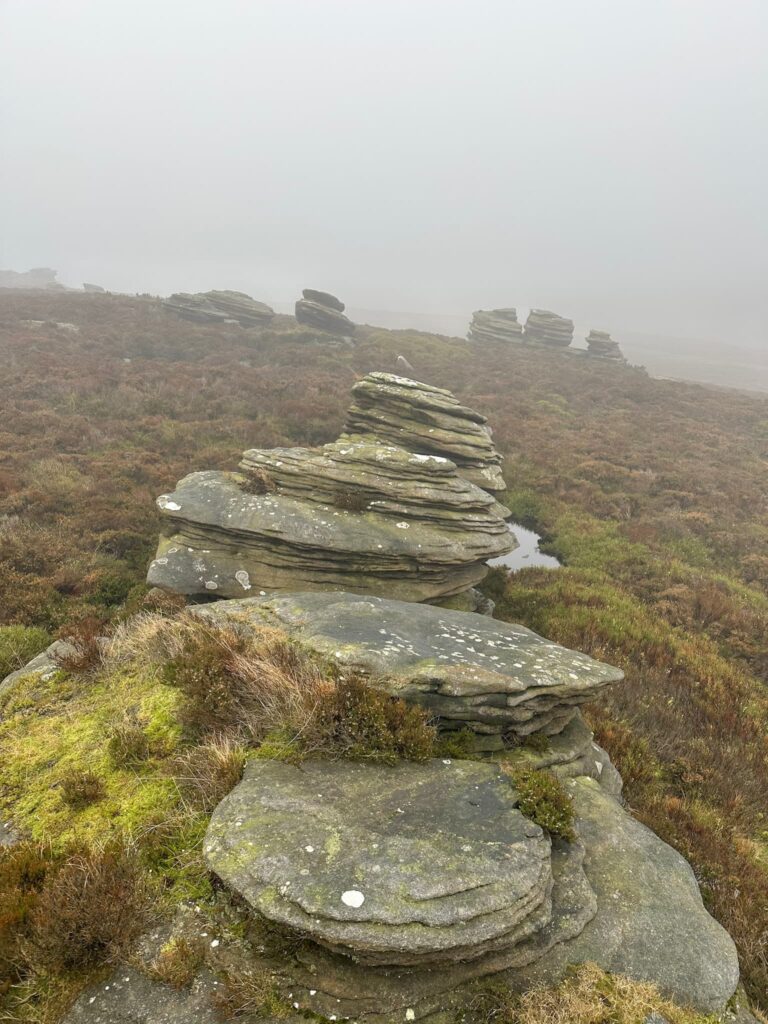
[341,889,365,908]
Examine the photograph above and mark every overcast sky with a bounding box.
[1,0,766,343]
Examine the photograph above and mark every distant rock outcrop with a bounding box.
[468,308,524,344]
[163,290,274,326]
[148,373,513,604]
[524,309,574,347]
[295,288,355,334]
[586,329,624,360]
[82,282,106,293]
[0,267,61,290]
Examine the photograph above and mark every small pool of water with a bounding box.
[488,523,562,571]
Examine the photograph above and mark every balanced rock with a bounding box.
[295,288,355,334]
[163,290,274,326]
[346,372,505,492]
[524,309,574,347]
[148,375,514,604]
[468,308,524,344]
[586,328,624,360]
[195,592,623,740]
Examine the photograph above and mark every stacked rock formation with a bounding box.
[468,308,524,344]
[295,288,355,334]
[346,372,505,492]
[199,592,622,745]
[524,309,574,347]
[147,374,514,604]
[199,591,739,1018]
[586,329,624,360]
[163,290,274,326]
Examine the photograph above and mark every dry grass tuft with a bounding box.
[54,615,106,674]
[212,963,290,1019]
[170,736,246,812]
[148,936,206,990]
[60,770,106,810]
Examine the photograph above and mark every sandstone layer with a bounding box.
[163,290,274,326]
[148,374,513,603]
[586,328,624,359]
[345,372,505,492]
[524,309,574,347]
[197,592,623,740]
[295,288,355,334]
[467,308,524,344]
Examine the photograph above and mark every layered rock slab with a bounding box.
[163,289,275,326]
[295,288,355,334]
[506,778,740,1013]
[467,308,524,344]
[524,309,574,347]
[196,592,623,738]
[345,372,505,492]
[148,374,513,604]
[204,758,580,969]
[586,328,624,360]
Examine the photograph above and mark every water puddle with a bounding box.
[489,523,561,571]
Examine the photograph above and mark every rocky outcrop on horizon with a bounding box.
[295,287,355,334]
[524,308,574,347]
[163,289,275,326]
[586,328,624,360]
[148,373,514,604]
[82,282,106,293]
[468,308,524,344]
[0,267,62,290]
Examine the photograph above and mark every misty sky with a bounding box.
[1,0,766,344]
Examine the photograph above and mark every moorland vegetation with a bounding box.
[0,291,767,1014]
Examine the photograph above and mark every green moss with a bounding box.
[0,666,185,857]
[0,625,51,680]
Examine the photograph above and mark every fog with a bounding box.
[1,0,766,347]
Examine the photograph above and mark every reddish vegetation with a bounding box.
[1,291,767,1005]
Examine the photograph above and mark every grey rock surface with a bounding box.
[295,297,355,334]
[196,592,623,738]
[204,758,588,969]
[149,374,513,604]
[468,308,524,344]
[586,328,624,360]
[302,287,345,311]
[345,372,506,492]
[524,309,574,347]
[506,778,741,1012]
[163,290,274,326]
[0,639,71,704]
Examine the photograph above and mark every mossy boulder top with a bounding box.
[148,374,513,603]
[196,592,623,738]
[204,758,575,967]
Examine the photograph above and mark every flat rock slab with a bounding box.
[199,592,623,737]
[61,969,221,1024]
[506,778,740,1013]
[204,758,554,965]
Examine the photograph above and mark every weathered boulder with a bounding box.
[345,372,505,492]
[195,592,623,739]
[524,309,574,347]
[0,267,60,290]
[295,288,355,334]
[468,308,524,344]
[586,328,624,360]
[163,290,274,326]
[82,282,106,293]
[204,758,589,970]
[0,639,71,704]
[506,778,740,1013]
[302,287,345,311]
[148,375,513,604]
